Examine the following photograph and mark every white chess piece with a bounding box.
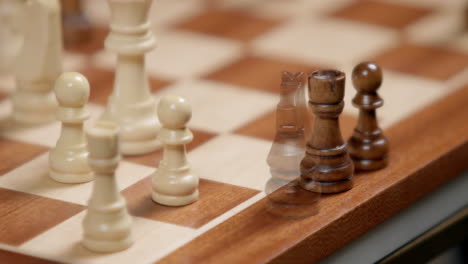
[49,72,93,183]
[12,0,62,124]
[152,95,199,206]
[82,121,133,253]
[101,0,160,155]
[0,0,23,75]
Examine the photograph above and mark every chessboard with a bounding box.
[0,0,468,263]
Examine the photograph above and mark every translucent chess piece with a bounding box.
[152,95,199,206]
[265,72,319,218]
[49,72,93,183]
[82,121,133,253]
[12,0,62,124]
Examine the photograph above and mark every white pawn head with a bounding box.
[54,72,90,108]
[157,95,191,129]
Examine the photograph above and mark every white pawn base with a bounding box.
[82,235,133,253]
[49,169,93,184]
[152,189,199,207]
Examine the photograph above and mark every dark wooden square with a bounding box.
[175,9,281,42]
[123,177,259,228]
[371,43,468,81]
[0,188,84,246]
[0,139,48,175]
[65,27,109,54]
[330,0,432,29]
[205,55,322,93]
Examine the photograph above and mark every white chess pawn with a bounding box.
[12,0,62,124]
[82,121,133,253]
[49,72,93,183]
[152,95,199,206]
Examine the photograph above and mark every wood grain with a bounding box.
[175,9,282,42]
[330,0,432,29]
[205,55,322,93]
[158,85,468,263]
[0,188,84,246]
[372,43,468,81]
[125,129,216,167]
[123,178,259,228]
[0,139,48,175]
[0,248,62,264]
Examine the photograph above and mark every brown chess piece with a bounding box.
[61,0,91,47]
[300,70,354,194]
[348,62,389,171]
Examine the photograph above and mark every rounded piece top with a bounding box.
[54,72,90,108]
[352,62,382,93]
[157,95,192,129]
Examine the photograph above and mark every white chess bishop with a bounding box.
[152,95,199,206]
[101,0,160,155]
[13,0,62,124]
[49,72,93,183]
[82,121,133,253]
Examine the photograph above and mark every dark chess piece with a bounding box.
[61,0,91,47]
[300,70,354,194]
[348,62,389,171]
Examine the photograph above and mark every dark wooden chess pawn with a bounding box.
[61,0,91,47]
[348,62,389,171]
[300,70,354,193]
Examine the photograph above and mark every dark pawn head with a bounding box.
[352,62,382,93]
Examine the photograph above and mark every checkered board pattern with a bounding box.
[0,0,467,263]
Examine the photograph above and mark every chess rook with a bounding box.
[300,70,354,193]
[49,72,93,183]
[12,0,62,124]
[266,72,306,194]
[102,0,160,155]
[82,121,133,253]
[348,62,389,171]
[152,95,199,206]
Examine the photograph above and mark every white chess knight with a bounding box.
[12,0,62,124]
[82,121,133,253]
[152,95,199,206]
[49,72,93,183]
[101,0,160,155]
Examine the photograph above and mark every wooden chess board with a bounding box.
[1,0,468,263]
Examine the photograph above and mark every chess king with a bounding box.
[101,0,160,155]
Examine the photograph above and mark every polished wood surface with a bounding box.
[158,84,468,264]
[348,62,389,171]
